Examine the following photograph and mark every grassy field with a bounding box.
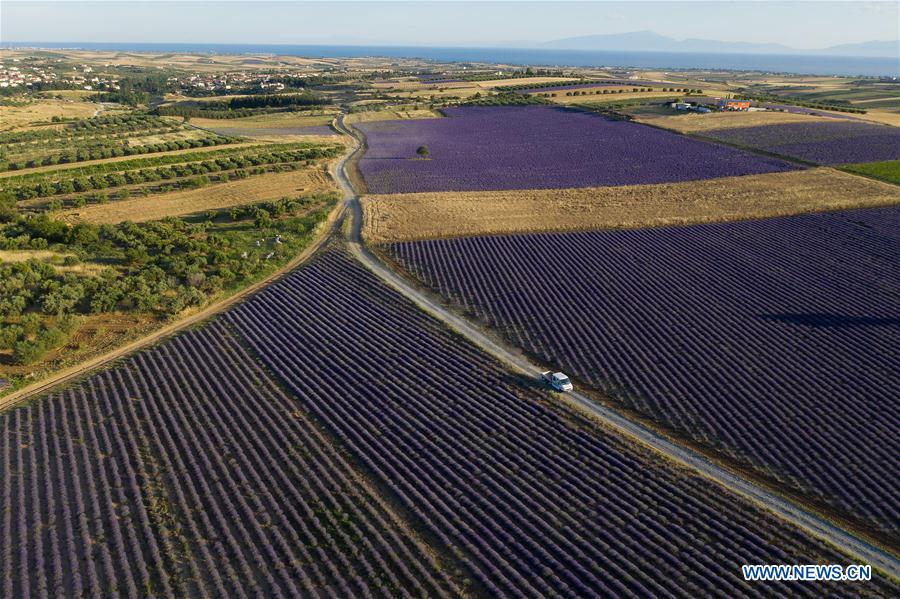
[60,164,335,224]
[839,160,900,185]
[632,110,849,133]
[0,98,99,130]
[362,168,900,243]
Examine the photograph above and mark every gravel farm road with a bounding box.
[333,116,900,581]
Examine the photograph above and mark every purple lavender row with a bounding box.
[388,205,900,538]
[703,119,900,164]
[226,248,896,598]
[0,321,455,597]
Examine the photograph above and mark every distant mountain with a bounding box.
[541,31,898,58]
[814,40,899,58]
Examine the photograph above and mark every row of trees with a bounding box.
[156,93,328,118]
[46,163,309,211]
[2,126,182,153]
[1,142,305,188]
[2,134,232,172]
[10,146,340,202]
[0,114,172,146]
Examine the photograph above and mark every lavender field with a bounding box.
[224,249,893,598]
[4,247,898,597]
[356,106,799,193]
[705,119,900,164]
[388,206,900,538]
[0,323,455,598]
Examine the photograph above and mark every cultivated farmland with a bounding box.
[191,111,340,138]
[0,114,235,173]
[4,249,893,597]
[362,167,900,242]
[59,165,335,224]
[633,110,851,134]
[387,206,900,538]
[0,322,457,597]
[345,109,443,124]
[355,106,799,193]
[700,119,900,165]
[0,98,101,131]
[223,248,895,597]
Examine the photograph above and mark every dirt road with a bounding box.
[334,116,900,580]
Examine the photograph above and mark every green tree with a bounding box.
[254,209,272,229]
[416,145,430,158]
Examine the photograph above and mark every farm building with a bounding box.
[717,98,751,111]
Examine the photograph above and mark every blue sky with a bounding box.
[2,1,897,49]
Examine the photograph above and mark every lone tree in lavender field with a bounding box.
[416,145,430,158]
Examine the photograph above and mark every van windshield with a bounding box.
[557,377,570,385]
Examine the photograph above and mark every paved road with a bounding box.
[333,117,900,580]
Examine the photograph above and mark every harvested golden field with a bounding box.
[551,91,684,105]
[373,77,577,99]
[60,165,335,224]
[346,109,443,123]
[848,109,900,127]
[636,110,846,133]
[474,77,577,88]
[0,99,99,130]
[362,168,900,243]
[528,85,635,95]
[190,112,337,130]
[245,134,347,145]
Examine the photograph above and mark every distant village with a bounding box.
[0,55,315,93]
[0,59,121,90]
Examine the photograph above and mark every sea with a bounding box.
[3,42,898,78]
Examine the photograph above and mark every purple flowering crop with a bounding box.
[356,106,799,193]
[388,206,900,537]
[706,119,900,164]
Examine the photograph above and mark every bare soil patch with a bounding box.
[362,168,900,243]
